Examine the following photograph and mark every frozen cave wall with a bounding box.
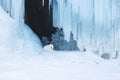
[52,0,120,54]
[0,0,42,54]
[1,0,120,54]
[0,0,24,22]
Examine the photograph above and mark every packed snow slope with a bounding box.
[0,51,120,80]
[0,5,42,54]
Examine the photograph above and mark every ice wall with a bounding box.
[52,0,120,53]
[0,0,42,54]
[0,0,24,22]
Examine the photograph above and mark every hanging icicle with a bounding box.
[52,0,120,53]
[42,0,44,6]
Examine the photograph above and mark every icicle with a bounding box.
[48,0,52,14]
[0,0,1,6]
[42,0,44,6]
[0,0,14,19]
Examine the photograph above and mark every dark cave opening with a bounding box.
[25,0,56,43]
[24,0,80,51]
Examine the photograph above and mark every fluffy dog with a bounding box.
[43,44,54,51]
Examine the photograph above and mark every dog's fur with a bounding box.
[43,44,54,51]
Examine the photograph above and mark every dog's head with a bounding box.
[49,44,54,49]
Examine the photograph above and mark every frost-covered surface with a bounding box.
[0,51,120,80]
[52,0,120,54]
[0,1,42,54]
[0,1,120,80]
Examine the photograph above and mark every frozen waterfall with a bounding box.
[0,0,42,54]
[0,0,120,55]
[52,0,120,54]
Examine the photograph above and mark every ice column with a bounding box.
[52,0,120,53]
[0,0,42,53]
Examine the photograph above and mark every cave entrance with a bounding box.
[25,0,56,43]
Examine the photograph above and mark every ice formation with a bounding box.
[52,0,120,54]
[0,0,120,55]
[0,0,42,54]
[42,0,44,6]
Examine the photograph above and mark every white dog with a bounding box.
[43,44,54,51]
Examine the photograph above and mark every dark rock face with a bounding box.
[50,28,80,51]
[25,0,56,41]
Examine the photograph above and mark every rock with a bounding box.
[51,28,79,51]
[101,53,110,60]
[42,36,49,46]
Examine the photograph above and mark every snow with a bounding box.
[0,51,120,80]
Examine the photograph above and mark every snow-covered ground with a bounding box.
[0,51,120,80]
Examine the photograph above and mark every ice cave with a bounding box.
[0,0,120,54]
[1,0,120,80]
[52,0,120,53]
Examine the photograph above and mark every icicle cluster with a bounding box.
[0,0,24,23]
[52,0,120,53]
[0,0,42,54]
[0,0,12,17]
